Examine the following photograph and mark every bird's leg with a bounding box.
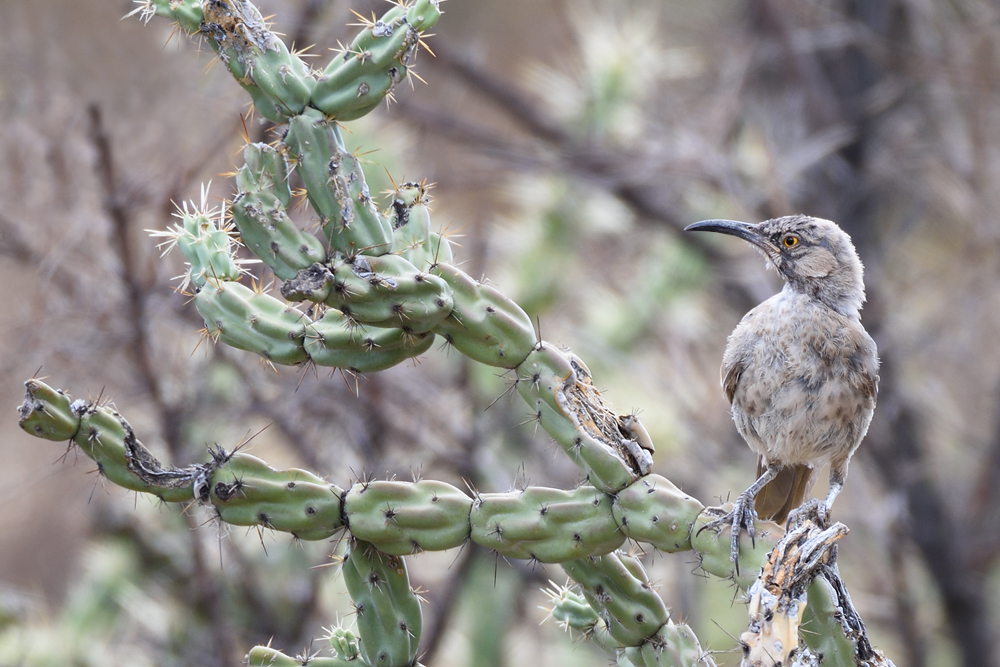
[790,458,849,528]
[821,459,849,525]
[700,463,781,567]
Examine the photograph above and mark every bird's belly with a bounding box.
[731,374,874,467]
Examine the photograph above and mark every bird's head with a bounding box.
[685,215,866,316]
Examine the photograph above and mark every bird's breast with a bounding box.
[722,291,878,466]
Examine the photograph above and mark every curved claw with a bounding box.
[728,491,758,567]
[697,492,759,573]
[787,497,829,529]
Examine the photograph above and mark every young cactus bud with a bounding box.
[541,581,600,632]
[127,0,204,34]
[17,379,79,441]
[150,185,250,291]
[326,625,361,662]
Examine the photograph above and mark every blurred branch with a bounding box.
[87,102,239,667]
[865,362,996,667]
[969,384,1000,564]
[0,212,78,294]
[751,0,845,127]
[887,503,928,667]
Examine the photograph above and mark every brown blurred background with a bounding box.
[2,0,1000,665]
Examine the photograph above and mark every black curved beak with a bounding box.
[684,219,779,257]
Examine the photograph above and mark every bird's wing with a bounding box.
[722,352,745,405]
[848,324,880,405]
[721,310,763,406]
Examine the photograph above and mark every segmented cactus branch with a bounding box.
[17,379,777,572]
[19,379,773,665]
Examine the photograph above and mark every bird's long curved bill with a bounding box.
[684,219,778,257]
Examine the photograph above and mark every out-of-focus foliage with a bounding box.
[1,0,999,666]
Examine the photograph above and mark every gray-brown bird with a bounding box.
[685,215,879,564]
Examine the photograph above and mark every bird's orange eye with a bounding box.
[783,235,799,248]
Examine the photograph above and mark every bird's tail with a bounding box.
[754,461,815,524]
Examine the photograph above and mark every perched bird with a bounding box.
[685,215,879,563]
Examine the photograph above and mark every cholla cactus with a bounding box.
[16,2,896,666]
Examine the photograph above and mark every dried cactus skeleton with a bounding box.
[16,1,895,665]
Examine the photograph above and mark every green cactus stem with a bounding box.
[469,485,625,562]
[341,539,423,667]
[618,621,718,667]
[311,1,440,120]
[303,308,436,374]
[561,552,671,648]
[195,280,311,366]
[158,166,651,496]
[16,379,78,441]
[129,0,440,123]
[284,109,395,254]
[200,0,316,122]
[18,380,784,579]
[20,379,888,664]
[208,450,345,541]
[232,143,326,280]
[321,253,454,333]
[430,263,537,368]
[246,645,353,667]
[515,345,646,493]
[343,479,473,554]
[611,474,704,553]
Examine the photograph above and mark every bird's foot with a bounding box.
[786,497,829,529]
[698,491,758,568]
